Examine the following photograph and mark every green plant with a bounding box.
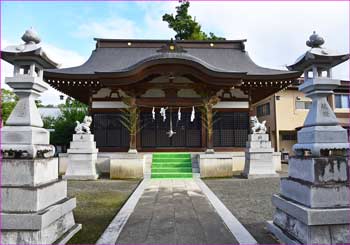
[163,0,225,41]
[49,98,88,147]
[1,88,18,124]
[119,96,139,150]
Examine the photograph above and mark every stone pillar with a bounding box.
[242,133,278,178]
[1,29,81,244]
[64,134,99,180]
[267,32,350,244]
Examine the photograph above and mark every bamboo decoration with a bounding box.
[200,95,220,153]
[120,96,139,153]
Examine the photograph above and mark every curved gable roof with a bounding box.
[44,39,299,80]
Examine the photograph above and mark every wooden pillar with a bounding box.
[248,88,255,116]
[206,102,214,151]
[128,97,138,153]
[204,95,219,154]
[88,89,93,116]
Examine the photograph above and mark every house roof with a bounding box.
[44,39,299,80]
[43,39,302,104]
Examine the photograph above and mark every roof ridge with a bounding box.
[94,38,247,43]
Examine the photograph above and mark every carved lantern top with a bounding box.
[0,28,59,69]
[306,31,324,48]
[287,31,349,72]
[21,28,41,44]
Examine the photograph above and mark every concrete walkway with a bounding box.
[116,179,238,244]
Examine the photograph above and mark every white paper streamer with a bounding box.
[190,106,195,122]
[178,107,181,121]
[160,107,167,122]
[152,107,155,120]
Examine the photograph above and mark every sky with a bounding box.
[1,1,349,105]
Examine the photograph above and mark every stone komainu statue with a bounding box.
[75,116,92,134]
[250,116,267,134]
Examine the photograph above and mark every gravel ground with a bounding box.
[67,179,140,244]
[204,164,288,244]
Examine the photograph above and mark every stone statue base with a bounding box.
[1,158,81,244]
[267,156,350,243]
[63,134,99,180]
[242,134,278,178]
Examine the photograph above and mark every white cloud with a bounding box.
[42,43,85,69]
[75,17,140,39]
[188,1,349,79]
[73,4,176,40]
[40,43,86,105]
[1,39,86,105]
[85,1,348,79]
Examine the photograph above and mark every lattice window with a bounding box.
[93,113,130,148]
[213,112,249,147]
[140,111,201,148]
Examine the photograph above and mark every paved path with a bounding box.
[116,179,238,244]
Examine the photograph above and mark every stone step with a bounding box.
[272,194,350,226]
[280,177,350,208]
[288,157,349,184]
[2,180,68,212]
[1,197,76,230]
[2,158,58,187]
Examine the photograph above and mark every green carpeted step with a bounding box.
[152,158,191,163]
[151,172,193,178]
[151,153,193,179]
[152,163,191,168]
[152,153,190,159]
[152,167,192,173]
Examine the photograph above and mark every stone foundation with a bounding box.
[110,155,143,179]
[0,158,81,244]
[268,156,350,244]
[199,154,233,178]
[57,151,282,178]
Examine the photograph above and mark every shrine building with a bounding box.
[44,38,301,153]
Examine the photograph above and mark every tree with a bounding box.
[48,98,88,148]
[1,88,49,126]
[1,89,18,125]
[163,0,225,41]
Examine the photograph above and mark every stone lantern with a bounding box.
[1,29,81,244]
[267,32,350,244]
